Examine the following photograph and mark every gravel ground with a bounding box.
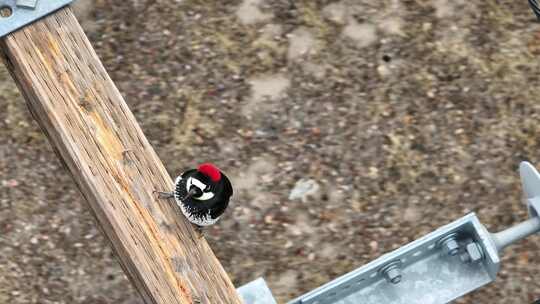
[1,0,540,303]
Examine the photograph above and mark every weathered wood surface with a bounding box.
[0,7,242,304]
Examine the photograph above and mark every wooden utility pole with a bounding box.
[0,7,242,304]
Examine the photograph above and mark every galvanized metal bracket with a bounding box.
[0,0,73,38]
[235,162,540,304]
[237,163,540,304]
[238,278,278,304]
[287,213,500,304]
[285,161,540,304]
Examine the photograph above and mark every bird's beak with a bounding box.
[182,187,200,201]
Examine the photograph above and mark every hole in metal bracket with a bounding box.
[0,5,13,18]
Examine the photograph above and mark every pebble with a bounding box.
[289,179,320,202]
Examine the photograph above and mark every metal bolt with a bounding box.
[437,233,460,256]
[379,261,402,285]
[460,242,484,264]
[16,0,37,9]
[385,267,402,284]
[443,239,459,256]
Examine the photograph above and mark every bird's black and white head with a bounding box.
[173,163,233,226]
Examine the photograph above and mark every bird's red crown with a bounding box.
[197,163,222,182]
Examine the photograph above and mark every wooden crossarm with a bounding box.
[0,7,242,304]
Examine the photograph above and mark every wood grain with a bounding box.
[0,7,242,304]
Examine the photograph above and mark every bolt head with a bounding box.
[443,239,459,256]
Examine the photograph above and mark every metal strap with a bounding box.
[0,0,74,38]
[238,278,278,304]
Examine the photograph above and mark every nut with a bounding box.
[384,267,402,284]
[379,261,402,285]
[460,242,484,264]
[437,233,460,256]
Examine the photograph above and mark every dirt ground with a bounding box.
[1,0,540,303]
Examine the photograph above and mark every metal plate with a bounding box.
[237,278,278,304]
[0,0,73,38]
[288,213,500,304]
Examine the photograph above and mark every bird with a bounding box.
[155,163,233,235]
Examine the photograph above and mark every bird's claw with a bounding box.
[194,225,205,239]
[154,190,174,199]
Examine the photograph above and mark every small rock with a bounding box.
[236,0,273,25]
[302,62,327,79]
[290,225,302,236]
[403,206,422,222]
[259,24,283,40]
[377,64,392,78]
[368,167,379,179]
[287,27,317,61]
[249,74,290,103]
[243,74,290,117]
[343,21,377,49]
[2,179,19,188]
[264,215,273,224]
[369,240,378,252]
[434,0,455,19]
[289,179,320,202]
[379,18,405,36]
[322,2,348,25]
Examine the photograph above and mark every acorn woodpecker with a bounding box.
[156,163,233,232]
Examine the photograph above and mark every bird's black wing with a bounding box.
[209,197,229,219]
[209,174,233,218]
[223,173,233,197]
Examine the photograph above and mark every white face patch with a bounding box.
[186,177,215,201]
